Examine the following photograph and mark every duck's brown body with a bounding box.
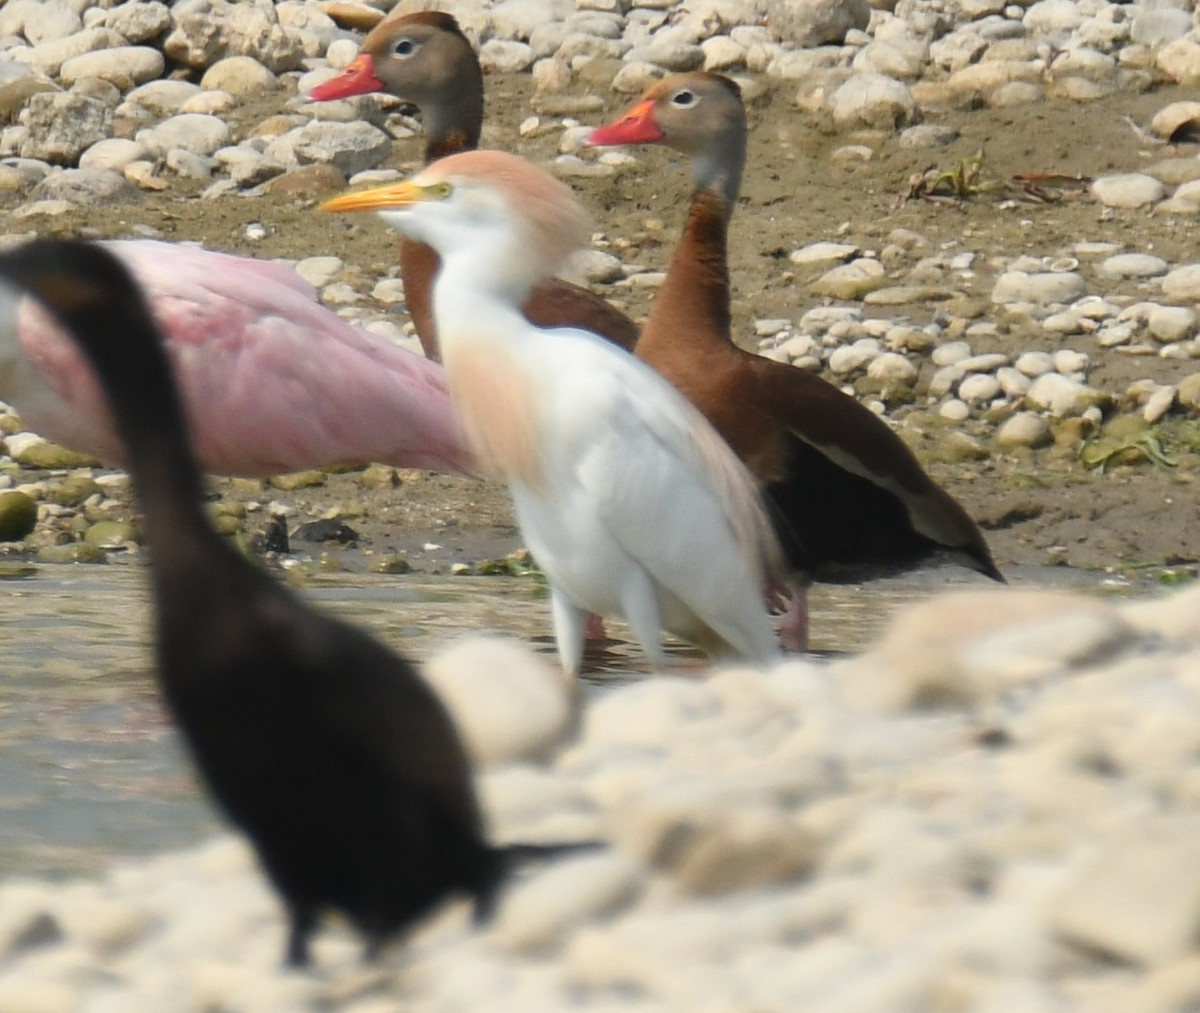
[589,74,1001,645]
[312,11,638,360]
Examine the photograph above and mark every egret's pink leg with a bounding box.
[779,589,809,653]
[584,612,607,641]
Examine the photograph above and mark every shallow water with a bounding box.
[0,558,1147,879]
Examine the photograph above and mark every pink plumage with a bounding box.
[3,240,472,476]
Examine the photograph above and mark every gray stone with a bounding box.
[123,79,202,116]
[958,373,1001,404]
[1162,264,1200,303]
[1091,173,1166,209]
[31,167,139,204]
[898,123,959,148]
[992,271,1086,306]
[828,338,883,374]
[995,411,1052,449]
[829,73,916,130]
[136,113,230,158]
[1148,305,1197,344]
[104,2,172,45]
[764,0,871,47]
[812,259,886,300]
[480,39,536,74]
[866,352,918,385]
[789,241,858,269]
[23,1,81,44]
[1025,373,1101,416]
[1023,0,1084,35]
[79,137,149,172]
[1099,253,1169,279]
[1156,39,1200,87]
[19,92,112,165]
[267,121,393,177]
[200,56,278,97]
[1131,8,1193,47]
[163,0,304,74]
[15,28,127,78]
[853,40,926,80]
[165,148,215,179]
[58,46,165,89]
[1151,101,1200,142]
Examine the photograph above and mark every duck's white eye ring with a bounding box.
[671,89,696,107]
[393,37,417,57]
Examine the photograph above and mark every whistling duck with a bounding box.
[309,10,639,360]
[323,151,781,676]
[1,238,471,476]
[0,238,507,967]
[587,73,1002,648]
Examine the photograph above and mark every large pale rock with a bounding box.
[164,0,304,74]
[1147,305,1197,344]
[1123,580,1200,644]
[200,55,278,96]
[13,28,126,78]
[22,1,81,44]
[1157,38,1200,87]
[1151,101,1200,142]
[1025,373,1103,416]
[58,46,165,89]
[1131,8,1193,47]
[492,853,642,952]
[423,636,577,767]
[104,1,172,45]
[266,121,392,176]
[1052,820,1200,967]
[1091,173,1166,209]
[1162,264,1200,303]
[995,411,1052,450]
[812,258,886,299]
[123,79,203,116]
[1023,0,1084,35]
[136,113,231,157]
[79,137,149,172]
[992,271,1087,306]
[764,0,870,47]
[829,73,916,130]
[842,589,1137,710]
[31,167,139,204]
[790,241,858,269]
[1099,253,1168,279]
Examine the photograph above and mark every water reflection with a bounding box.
[0,559,1143,879]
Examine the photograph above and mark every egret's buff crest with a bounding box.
[421,150,592,279]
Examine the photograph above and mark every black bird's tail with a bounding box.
[471,840,609,924]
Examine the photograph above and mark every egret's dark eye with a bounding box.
[671,89,696,107]
[393,37,417,57]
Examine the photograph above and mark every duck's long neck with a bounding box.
[422,81,483,163]
[638,186,735,353]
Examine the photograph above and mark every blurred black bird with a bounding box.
[0,240,507,968]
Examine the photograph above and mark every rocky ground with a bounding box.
[1,0,1200,1009]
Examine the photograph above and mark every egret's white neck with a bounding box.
[430,249,538,355]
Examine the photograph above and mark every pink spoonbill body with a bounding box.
[0,239,471,477]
